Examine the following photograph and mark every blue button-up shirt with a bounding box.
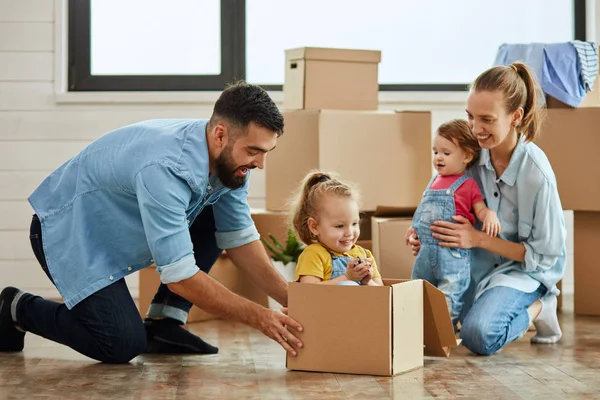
[28,119,259,309]
[465,136,566,310]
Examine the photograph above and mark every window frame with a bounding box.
[68,0,586,92]
[68,0,245,91]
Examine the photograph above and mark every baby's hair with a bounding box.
[436,119,480,168]
[288,170,360,245]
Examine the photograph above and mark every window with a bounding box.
[68,0,244,91]
[69,0,585,92]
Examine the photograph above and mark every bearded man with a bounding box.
[0,82,303,363]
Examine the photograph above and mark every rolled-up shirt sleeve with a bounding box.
[212,176,259,249]
[135,163,199,284]
[521,179,566,273]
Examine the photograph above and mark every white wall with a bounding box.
[0,0,577,299]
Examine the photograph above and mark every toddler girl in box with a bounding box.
[291,171,383,286]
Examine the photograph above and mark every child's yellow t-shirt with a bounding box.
[295,243,381,282]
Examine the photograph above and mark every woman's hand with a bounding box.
[430,215,482,249]
[405,226,420,256]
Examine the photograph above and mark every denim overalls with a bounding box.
[329,250,361,286]
[412,174,472,329]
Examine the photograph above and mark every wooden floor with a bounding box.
[1,296,599,400]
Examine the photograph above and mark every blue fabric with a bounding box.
[329,251,371,286]
[463,136,566,315]
[411,174,471,329]
[494,43,587,107]
[28,119,259,308]
[146,205,223,324]
[571,40,598,92]
[460,285,546,355]
[20,205,224,362]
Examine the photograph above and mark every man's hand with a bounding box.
[251,308,303,356]
[167,269,304,355]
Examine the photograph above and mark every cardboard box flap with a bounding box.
[374,206,417,218]
[391,280,424,375]
[423,281,459,357]
[286,47,381,64]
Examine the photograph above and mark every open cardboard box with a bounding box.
[286,279,459,377]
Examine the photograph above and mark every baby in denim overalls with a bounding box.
[407,120,500,330]
[290,171,383,286]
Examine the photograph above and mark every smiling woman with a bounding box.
[408,62,566,355]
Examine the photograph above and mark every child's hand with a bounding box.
[359,266,374,285]
[405,226,416,246]
[482,211,501,237]
[345,258,372,282]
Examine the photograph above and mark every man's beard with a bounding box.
[215,145,251,189]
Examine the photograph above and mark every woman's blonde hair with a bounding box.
[470,61,546,142]
[288,170,360,245]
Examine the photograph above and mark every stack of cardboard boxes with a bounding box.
[267,48,431,279]
[139,46,459,376]
[536,105,600,316]
[274,47,459,376]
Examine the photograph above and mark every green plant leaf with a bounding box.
[269,234,286,252]
[261,230,305,264]
[261,237,283,258]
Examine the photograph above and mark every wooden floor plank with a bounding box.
[1,296,599,399]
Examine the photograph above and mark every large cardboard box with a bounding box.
[536,108,600,211]
[371,207,417,279]
[266,110,432,211]
[251,208,289,246]
[534,110,598,313]
[573,212,600,316]
[286,279,458,376]
[284,47,381,111]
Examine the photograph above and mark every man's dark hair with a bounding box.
[209,81,284,137]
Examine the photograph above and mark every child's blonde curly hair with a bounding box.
[288,170,361,245]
